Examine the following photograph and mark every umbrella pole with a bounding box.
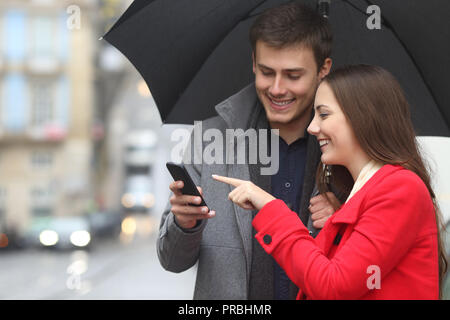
[317,0,330,18]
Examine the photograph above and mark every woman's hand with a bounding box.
[212,175,275,211]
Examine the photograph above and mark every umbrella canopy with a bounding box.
[104,0,450,136]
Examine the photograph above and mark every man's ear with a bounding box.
[252,51,256,74]
[318,58,332,80]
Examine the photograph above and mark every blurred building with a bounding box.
[0,0,99,240]
[95,0,163,217]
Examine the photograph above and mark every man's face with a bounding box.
[253,41,330,129]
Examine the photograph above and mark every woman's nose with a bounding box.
[307,120,320,136]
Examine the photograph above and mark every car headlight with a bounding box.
[143,193,155,208]
[70,230,91,247]
[39,230,59,246]
[121,216,137,236]
[121,193,136,208]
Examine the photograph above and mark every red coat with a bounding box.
[253,165,439,299]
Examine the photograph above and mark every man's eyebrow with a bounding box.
[257,63,273,70]
[284,67,306,73]
[257,64,305,73]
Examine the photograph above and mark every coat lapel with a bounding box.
[318,165,399,256]
[225,100,269,284]
[222,106,254,281]
[316,188,364,256]
[229,163,253,278]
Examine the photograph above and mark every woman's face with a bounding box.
[307,82,366,169]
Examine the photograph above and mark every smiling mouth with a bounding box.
[319,139,330,148]
[267,95,296,109]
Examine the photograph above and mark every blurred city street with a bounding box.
[0,224,196,300]
[0,0,199,300]
[0,116,198,299]
[1,0,450,302]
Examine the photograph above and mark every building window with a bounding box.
[30,186,53,204]
[30,16,56,60]
[27,76,69,140]
[0,78,3,131]
[31,207,52,217]
[31,150,53,169]
[0,13,3,64]
[3,73,27,132]
[30,79,55,127]
[4,10,26,62]
[30,186,53,217]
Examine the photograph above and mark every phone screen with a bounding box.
[166,162,208,207]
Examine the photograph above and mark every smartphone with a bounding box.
[166,162,208,208]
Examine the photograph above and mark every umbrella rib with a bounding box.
[245,0,296,19]
[355,0,450,131]
[105,0,155,36]
[166,0,269,122]
[343,0,389,26]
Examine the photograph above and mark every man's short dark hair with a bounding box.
[249,2,332,70]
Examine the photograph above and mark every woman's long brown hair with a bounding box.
[316,64,448,298]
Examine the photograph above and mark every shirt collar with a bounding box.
[277,129,309,150]
[345,160,384,203]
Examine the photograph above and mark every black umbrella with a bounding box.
[104,0,450,137]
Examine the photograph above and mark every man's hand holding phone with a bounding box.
[169,181,215,229]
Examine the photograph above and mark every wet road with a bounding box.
[0,230,196,300]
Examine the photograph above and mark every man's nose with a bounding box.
[269,75,287,97]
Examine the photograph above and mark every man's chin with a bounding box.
[265,114,296,126]
[265,106,313,130]
[264,105,297,121]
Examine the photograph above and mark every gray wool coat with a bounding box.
[157,83,322,299]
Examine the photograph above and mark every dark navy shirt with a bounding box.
[271,133,308,300]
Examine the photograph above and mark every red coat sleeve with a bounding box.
[252,171,436,299]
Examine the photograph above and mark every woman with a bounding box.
[213,65,447,299]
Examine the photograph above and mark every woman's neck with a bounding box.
[346,153,372,182]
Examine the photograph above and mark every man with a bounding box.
[157,3,340,299]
